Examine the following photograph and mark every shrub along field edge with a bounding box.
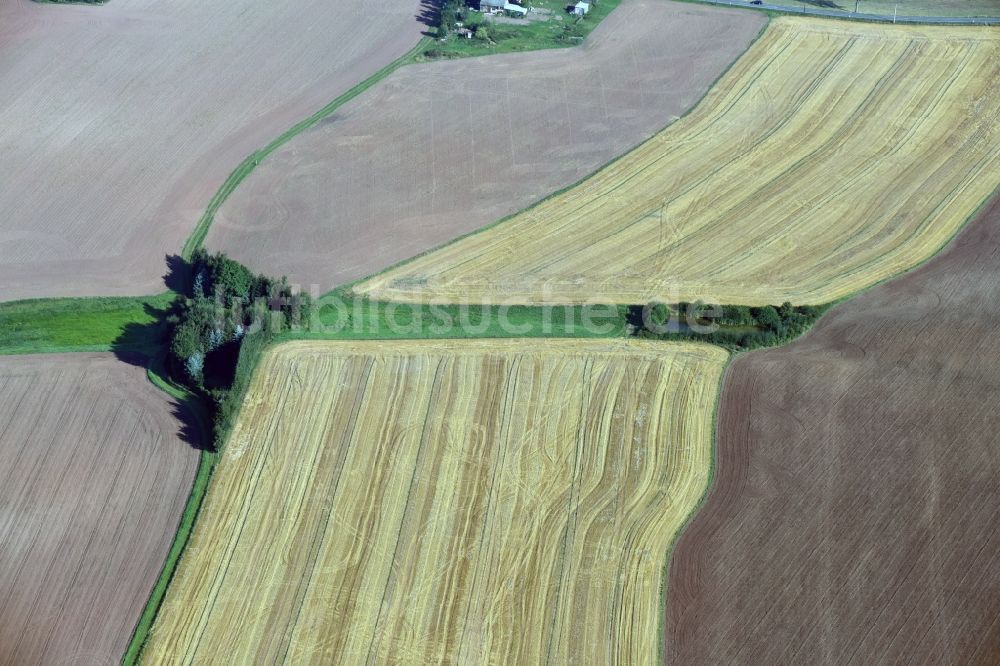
[121,352,217,666]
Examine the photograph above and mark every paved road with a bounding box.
[695,0,1000,24]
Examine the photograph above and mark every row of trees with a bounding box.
[435,1,493,40]
[629,301,828,351]
[167,250,311,445]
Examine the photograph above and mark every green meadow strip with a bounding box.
[122,354,216,666]
[0,293,173,356]
[179,38,432,260]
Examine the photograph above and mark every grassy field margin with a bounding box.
[179,37,432,259]
[121,354,217,666]
[0,294,173,356]
[4,7,989,663]
[119,13,638,656]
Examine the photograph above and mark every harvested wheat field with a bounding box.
[357,18,1000,306]
[0,353,198,665]
[666,195,1000,664]
[208,0,764,292]
[145,339,726,665]
[0,0,423,301]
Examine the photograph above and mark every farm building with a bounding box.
[572,1,590,14]
[480,0,527,14]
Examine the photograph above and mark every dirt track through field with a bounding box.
[0,0,425,301]
[208,0,765,293]
[145,339,726,665]
[0,353,199,665]
[666,195,1000,664]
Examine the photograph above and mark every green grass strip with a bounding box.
[300,296,629,341]
[0,293,174,356]
[121,449,217,666]
[121,354,217,666]
[180,37,432,260]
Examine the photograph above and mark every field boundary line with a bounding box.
[179,37,433,260]
[121,354,216,666]
[792,183,1000,309]
[656,350,732,665]
[681,0,1000,24]
[338,17,773,301]
[178,0,626,262]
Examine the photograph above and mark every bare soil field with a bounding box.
[0,0,425,302]
[666,195,1000,664]
[358,18,1000,306]
[145,339,727,664]
[208,0,765,293]
[0,353,199,665]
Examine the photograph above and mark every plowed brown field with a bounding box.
[0,0,423,301]
[666,195,1000,664]
[357,18,1000,306]
[0,353,198,665]
[207,0,764,292]
[145,339,726,665]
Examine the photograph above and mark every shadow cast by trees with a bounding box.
[417,0,445,36]
[111,249,313,453]
[163,254,192,295]
[110,261,211,452]
[165,394,212,452]
[799,0,844,8]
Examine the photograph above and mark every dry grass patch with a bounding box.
[145,339,726,665]
[357,18,1000,306]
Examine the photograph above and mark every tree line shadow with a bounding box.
[110,254,209,451]
[417,0,444,36]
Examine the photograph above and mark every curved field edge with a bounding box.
[142,339,728,664]
[663,193,1000,663]
[3,7,989,664]
[0,354,200,664]
[333,8,754,304]
[354,18,1000,306]
[651,183,989,653]
[179,38,430,260]
[0,5,632,658]
[114,182,990,664]
[323,16,772,301]
[180,0,630,262]
[655,349,732,664]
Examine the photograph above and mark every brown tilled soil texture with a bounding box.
[0,353,199,665]
[666,195,1000,665]
[208,0,765,293]
[0,0,425,301]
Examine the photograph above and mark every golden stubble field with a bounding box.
[356,18,1000,306]
[144,339,727,665]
